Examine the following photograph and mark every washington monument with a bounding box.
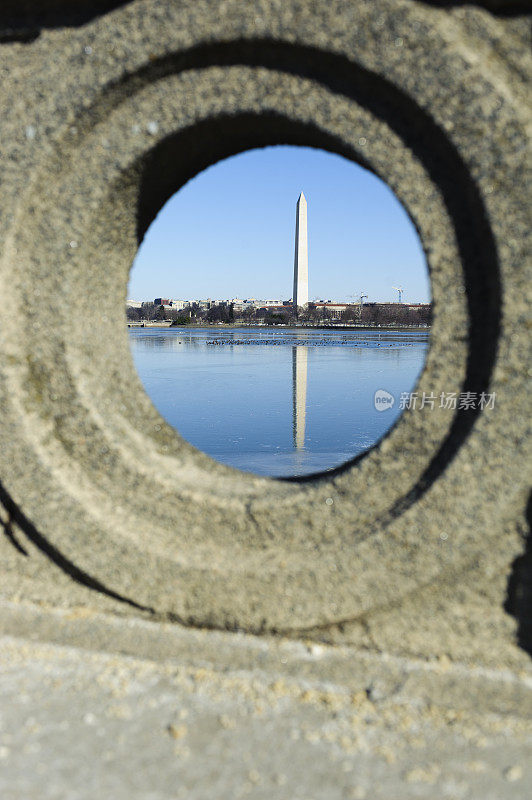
[293,192,308,311]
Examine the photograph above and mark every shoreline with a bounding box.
[128,322,431,332]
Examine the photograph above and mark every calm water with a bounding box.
[129,326,429,477]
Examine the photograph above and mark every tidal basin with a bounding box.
[129,326,429,477]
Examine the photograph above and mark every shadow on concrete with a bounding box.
[505,492,532,658]
[0,1,133,42]
[413,1,530,15]
[0,478,153,614]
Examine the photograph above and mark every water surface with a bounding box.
[129,326,429,477]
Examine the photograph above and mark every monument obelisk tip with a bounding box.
[293,192,309,313]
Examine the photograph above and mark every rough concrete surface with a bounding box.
[1,601,531,800]
[0,0,530,796]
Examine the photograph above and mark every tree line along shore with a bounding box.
[127,301,432,327]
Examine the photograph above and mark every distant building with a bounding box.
[231,298,258,312]
[255,304,289,313]
[196,299,215,310]
[126,300,142,308]
[169,300,189,311]
[311,302,352,318]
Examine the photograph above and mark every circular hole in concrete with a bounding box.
[127,146,430,477]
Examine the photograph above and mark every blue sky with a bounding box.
[129,145,430,304]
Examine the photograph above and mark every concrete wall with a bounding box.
[0,0,530,672]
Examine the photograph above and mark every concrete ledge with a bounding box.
[1,599,532,799]
[1,599,531,719]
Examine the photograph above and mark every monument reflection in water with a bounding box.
[129,327,428,477]
[292,346,308,452]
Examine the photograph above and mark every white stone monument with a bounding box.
[293,192,308,311]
